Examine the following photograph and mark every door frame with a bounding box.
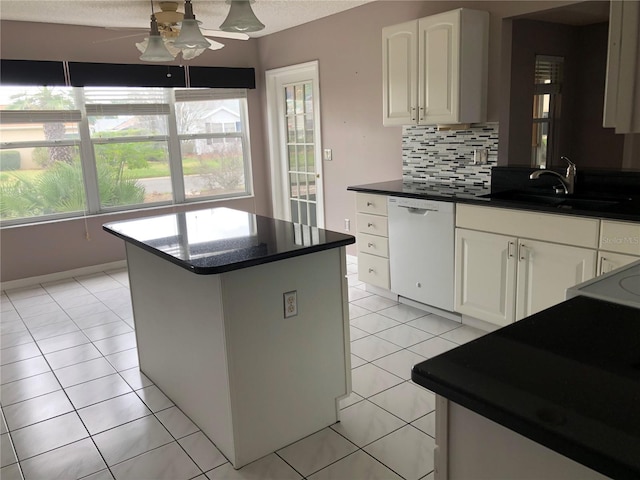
[265,60,325,227]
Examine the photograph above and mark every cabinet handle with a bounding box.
[368,268,375,273]
[599,256,606,275]
[367,201,373,207]
[508,241,515,258]
[368,242,374,248]
[368,223,374,227]
[519,243,528,261]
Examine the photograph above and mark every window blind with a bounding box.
[0,110,82,124]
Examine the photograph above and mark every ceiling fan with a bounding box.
[104,1,251,61]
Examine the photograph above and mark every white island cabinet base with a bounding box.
[126,243,351,469]
[435,396,611,480]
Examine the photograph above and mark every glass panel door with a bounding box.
[284,81,318,226]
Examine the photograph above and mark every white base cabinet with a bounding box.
[515,239,596,320]
[455,205,598,326]
[435,397,611,480]
[598,219,640,274]
[598,251,639,275]
[455,229,516,327]
[355,193,390,289]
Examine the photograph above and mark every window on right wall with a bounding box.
[532,55,564,168]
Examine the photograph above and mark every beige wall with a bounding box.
[0,20,270,282]
[0,1,579,282]
[256,0,578,245]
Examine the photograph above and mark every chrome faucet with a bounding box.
[529,156,576,194]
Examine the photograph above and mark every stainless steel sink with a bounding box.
[484,190,628,210]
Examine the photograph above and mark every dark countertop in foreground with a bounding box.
[412,296,640,480]
[347,180,640,222]
[103,207,355,274]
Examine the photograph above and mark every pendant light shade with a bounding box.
[140,14,175,62]
[173,0,211,49]
[220,0,265,33]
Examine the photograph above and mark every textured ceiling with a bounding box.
[0,0,373,38]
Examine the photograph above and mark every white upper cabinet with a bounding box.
[382,8,489,126]
[382,20,418,125]
[603,0,640,133]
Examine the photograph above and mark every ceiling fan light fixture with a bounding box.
[140,14,175,62]
[173,0,211,49]
[220,0,265,33]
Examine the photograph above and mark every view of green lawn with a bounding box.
[0,155,224,184]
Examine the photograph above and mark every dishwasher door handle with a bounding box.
[397,205,438,214]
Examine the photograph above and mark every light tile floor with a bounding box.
[0,255,488,480]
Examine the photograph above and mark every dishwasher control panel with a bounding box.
[388,196,454,213]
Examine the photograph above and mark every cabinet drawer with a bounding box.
[356,193,388,216]
[456,204,599,248]
[357,233,389,258]
[357,213,389,237]
[599,220,640,256]
[358,253,390,289]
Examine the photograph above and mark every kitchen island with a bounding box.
[412,294,640,479]
[103,207,355,468]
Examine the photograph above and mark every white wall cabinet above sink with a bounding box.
[382,8,489,126]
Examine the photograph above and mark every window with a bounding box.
[175,91,251,200]
[0,87,252,225]
[532,55,564,168]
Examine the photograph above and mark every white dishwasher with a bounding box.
[387,196,455,312]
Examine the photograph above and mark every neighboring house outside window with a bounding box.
[0,87,253,225]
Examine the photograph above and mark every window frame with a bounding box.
[0,87,253,226]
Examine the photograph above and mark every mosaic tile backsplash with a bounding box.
[402,123,499,187]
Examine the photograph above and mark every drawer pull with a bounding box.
[368,268,375,273]
[367,201,373,207]
[368,223,374,228]
[368,242,374,248]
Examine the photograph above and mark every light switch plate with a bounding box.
[323,148,333,161]
[284,290,297,318]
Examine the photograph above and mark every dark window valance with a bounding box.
[0,59,256,89]
[0,60,67,86]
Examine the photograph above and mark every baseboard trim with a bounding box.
[364,283,398,301]
[1,260,127,291]
[398,296,462,323]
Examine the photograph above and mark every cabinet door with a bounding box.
[598,251,639,275]
[516,240,596,320]
[382,20,418,126]
[603,0,640,133]
[455,229,517,327]
[418,10,459,125]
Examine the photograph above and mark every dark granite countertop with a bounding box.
[103,207,355,274]
[347,180,640,222]
[412,296,640,480]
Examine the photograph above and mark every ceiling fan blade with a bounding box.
[105,26,147,32]
[206,39,225,51]
[94,32,146,44]
[200,29,249,41]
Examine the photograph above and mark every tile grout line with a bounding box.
[5,268,444,480]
